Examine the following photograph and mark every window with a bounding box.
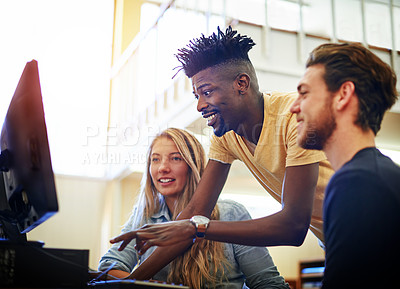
[0,0,114,178]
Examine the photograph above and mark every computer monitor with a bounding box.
[0,60,58,244]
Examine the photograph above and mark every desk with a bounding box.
[1,242,189,289]
[0,241,88,288]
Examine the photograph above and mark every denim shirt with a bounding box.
[99,199,289,289]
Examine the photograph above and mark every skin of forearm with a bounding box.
[108,269,130,279]
[184,160,231,218]
[204,209,311,246]
[128,240,193,280]
[128,211,309,280]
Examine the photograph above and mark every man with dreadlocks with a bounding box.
[111,26,334,281]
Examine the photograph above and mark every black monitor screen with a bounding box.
[0,60,58,243]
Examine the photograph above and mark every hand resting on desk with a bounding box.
[110,219,195,254]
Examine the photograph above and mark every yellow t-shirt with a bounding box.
[208,91,334,242]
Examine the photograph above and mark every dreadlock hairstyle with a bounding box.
[175,26,256,78]
[131,128,229,289]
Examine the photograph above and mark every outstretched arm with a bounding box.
[110,159,231,280]
[111,162,318,279]
[120,162,319,252]
[203,163,318,246]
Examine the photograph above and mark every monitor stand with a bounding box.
[0,218,27,243]
[0,218,44,247]
[0,149,43,247]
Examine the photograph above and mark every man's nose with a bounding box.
[290,98,300,114]
[197,96,208,112]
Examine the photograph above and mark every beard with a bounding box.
[212,115,231,137]
[299,103,337,151]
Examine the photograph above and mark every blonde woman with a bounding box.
[99,128,289,289]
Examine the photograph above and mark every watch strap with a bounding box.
[196,223,207,238]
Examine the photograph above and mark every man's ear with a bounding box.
[336,81,356,111]
[236,73,250,94]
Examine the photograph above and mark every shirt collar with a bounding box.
[150,196,173,221]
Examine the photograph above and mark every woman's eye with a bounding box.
[151,157,159,162]
[172,156,182,162]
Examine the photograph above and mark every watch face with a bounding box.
[192,215,209,225]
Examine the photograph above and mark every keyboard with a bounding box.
[88,279,190,288]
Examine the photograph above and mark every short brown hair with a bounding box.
[306,42,398,134]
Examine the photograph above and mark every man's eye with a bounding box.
[299,91,308,97]
[203,91,211,96]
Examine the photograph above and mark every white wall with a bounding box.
[27,175,110,270]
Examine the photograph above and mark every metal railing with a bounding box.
[106,0,400,177]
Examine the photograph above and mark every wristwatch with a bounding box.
[190,215,210,239]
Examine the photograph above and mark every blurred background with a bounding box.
[0,0,399,285]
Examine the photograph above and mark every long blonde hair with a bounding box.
[133,128,227,288]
